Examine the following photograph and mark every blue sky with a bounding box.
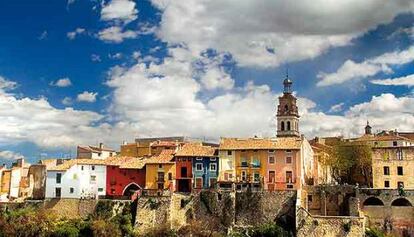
[0,0,413,165]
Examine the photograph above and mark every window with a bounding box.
[210,157,216,161]
[90,175,96,182]
[397,167,403,175]
[91,165,95,171]
[98,188,103,192]
[195,178,203,188]
[268,149,274,153]
[268,171,275,183]
[286,149,292,153]
[56,173,62,184]
[81,166,84,171]
[168,173,172,180]
[73,174,77,180]
[374,141,378,146]
[111,189,115,194]
[253,172,260,182]
[287,121,291,131]
[398,181,404,188]
[252,157,260,167]
[209,178,217,188]
[70,187,74,193]
[397,149,403,160]
[55,188,61,198]
[284,105,289,111]
[286,157,292,164]
[241,157,248,167]
[281,121,285,131]
[158,164,162,169]
[228,173,233,179]
[384,181,390,188]
[286,171,293,183]
[308,195,313,203]
[196,157,202,160]
[227,151,232,156]
[196,163,203,171]
[210,163,217,171]
[241,171,247,181]
[393,141,398,146]
[383,166,390,175]
[268,156,275,164]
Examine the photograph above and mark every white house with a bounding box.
[77,143,115,160]
[45,159,107,199]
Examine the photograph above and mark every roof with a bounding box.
[355,134,410,142]
[78,145,115,153]
[399,132,414,141]
[48,159,107,171]
[105,156,146,169]
[175,143,216,157]
[150,140,180,147]
[219,137,301,150]
[144,150,175,164]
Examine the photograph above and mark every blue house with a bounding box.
[175,143,219,190]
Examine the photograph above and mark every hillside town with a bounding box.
[0,78,413,236]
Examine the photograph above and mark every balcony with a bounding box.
[156,178,165,183]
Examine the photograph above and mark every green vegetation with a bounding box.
[0,201,135,237]
[365,228,396,237]
[229,222,292,237]
[328,141,372,186]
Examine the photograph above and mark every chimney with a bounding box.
[122,140,127,145]
[99,143,104,149]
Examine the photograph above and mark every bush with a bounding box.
[365,228,386,237]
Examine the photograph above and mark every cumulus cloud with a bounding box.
[77,91,98,102]
[50,77,72,87]
[151,0,413,67]
[0,150,24,160]
[200,66,234,90]
[62,97,73,105]
[98,26,138,43]
[371,74,414,86]
[101,0,138,24]
[0,76,17,91]
[67,28,86,40]
[317,46,414,86]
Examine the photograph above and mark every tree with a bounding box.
[328,141,372,187]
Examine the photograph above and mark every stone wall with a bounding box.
[135,196,171,234]
[296,207,365,237]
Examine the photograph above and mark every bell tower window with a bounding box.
[287,121,291,131]
[281,121,285,131]
[284,105,289,112]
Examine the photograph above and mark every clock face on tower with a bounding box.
[277,77,300,137]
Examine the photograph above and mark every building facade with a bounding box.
[106,156,146,197]
[144,150,176,192]
[77,143,115,160]
[45,159,107,199]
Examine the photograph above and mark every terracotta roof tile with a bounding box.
[48,159,107,171]
[175,143,216,157]
[144,150,175,164]
[219,137,301,150]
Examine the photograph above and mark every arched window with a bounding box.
[391,198,412,206]
[281,121,285,131]
[287,121,291,131]
[284,105,289,112]
[363,197,384,206]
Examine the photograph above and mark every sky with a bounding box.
[0,0,413,164]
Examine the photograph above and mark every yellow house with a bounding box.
[144,149,176,192]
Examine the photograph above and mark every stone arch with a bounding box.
[281,121,285,131]
[363,196,384,206]
[391,198,412,206]
[122,182,142,196]
[287,121,291,131]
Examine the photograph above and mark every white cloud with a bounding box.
[77,91,98,103]
[200,66,234,90]
[152,0,413,67]
[98,26,138,43]
[109,52,123,59]
[38,31,48,40]
[101,0,138,24]
[50,77,72,87]
[329,102,345,113]
[317,46,414,86]
[0,151,24,160]
[62,97,73,105]
[371,74,414,86]
[67,28,86,40]
[91,54,101,62]
[0,76,17,91]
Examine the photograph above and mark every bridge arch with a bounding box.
[391,198,412,207]
[363,196,384,206]
[122,182,142,196]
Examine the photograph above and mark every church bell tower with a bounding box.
[276,76,300,137]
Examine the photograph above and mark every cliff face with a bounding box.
[135,190,297,235]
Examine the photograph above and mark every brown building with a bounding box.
[120,137,184,157]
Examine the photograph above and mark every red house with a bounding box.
[106,156,146,198]
[174,155,193,193]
